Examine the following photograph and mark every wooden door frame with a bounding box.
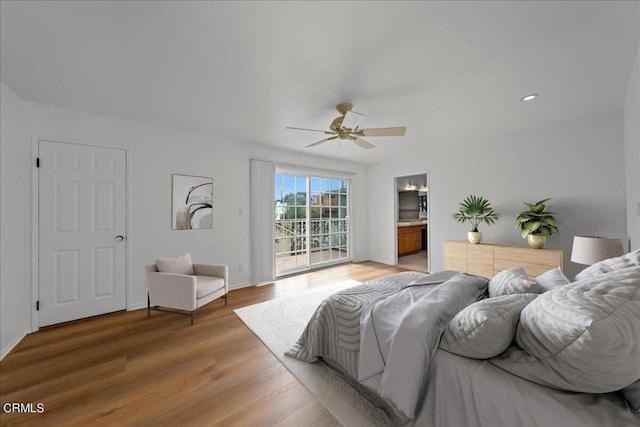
[31,137,131,332]
[392,171,431,273]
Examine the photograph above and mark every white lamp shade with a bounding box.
[571,236,624,265]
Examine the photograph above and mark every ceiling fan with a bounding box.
[286,103,406,149]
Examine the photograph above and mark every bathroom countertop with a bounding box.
[397,220,428,227]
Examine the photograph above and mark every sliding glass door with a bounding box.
[275,174,308,275]
[309,177,349,266]
[275,172,350,276]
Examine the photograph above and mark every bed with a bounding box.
[286,250,640,426]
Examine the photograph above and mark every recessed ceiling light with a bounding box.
[521,94,538,102]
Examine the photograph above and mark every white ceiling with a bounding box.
[1,1,638,164]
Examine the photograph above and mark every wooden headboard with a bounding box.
[444,241,564,279]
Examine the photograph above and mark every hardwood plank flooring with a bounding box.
[0,261,406,426]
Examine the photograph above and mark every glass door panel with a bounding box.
[275,174,308,276]
[276,173,350,276]
[310,177,349,266]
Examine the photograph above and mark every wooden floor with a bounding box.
[0,261,406,427]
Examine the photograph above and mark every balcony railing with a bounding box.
[275,218,347,254]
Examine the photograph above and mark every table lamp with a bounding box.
[571,236,624,265]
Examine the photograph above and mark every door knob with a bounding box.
[115,235,125,241]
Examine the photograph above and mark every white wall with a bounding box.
[0,82,31,358]
[368,113,627,279]
[25,101,369,300]
[0,82,369,358]
[624,46,640,251]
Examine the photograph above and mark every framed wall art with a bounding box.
[172,174,213,230]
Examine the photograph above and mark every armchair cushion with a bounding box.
[196,275,226,299]
[156,253,195,275]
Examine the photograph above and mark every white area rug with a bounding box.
[234,280,391,427]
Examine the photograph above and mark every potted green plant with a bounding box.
[452,195,501,244]
[515,198,558,249]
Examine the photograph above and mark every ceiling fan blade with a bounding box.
[352,137,375,149]
[359,127,406,137]
[286,126,335,134]
[306,136,339,148]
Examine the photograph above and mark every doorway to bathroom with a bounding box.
[395,173,429,273]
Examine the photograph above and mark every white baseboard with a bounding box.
[1,328,30,361]
[228,281,253,290]
[128,302,147,311]
[127,282,252,310]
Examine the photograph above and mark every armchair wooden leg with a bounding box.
[190,312,195,326]
[224,294,228,306]
[147,293,151,319]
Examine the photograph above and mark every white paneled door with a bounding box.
[38,140,127,327]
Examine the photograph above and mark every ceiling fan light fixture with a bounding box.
[341,110,365,130]
[521,93,538,102]
[286,103,405,150]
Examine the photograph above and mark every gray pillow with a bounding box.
[535,267,570,292]
[623,380,640,413]
[489,267,541,297]
[440,293,538,359]
[490,268,640,393]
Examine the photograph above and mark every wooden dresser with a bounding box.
[443,240,564,279]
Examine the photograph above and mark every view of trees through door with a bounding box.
[275,173,350,276]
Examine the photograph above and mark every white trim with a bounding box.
[275,163,355,179]
[125,148,133,311]
[306,175,311,268]
[393,171,431,273]
[128,302,147,311]
[31,137,131,328]
[31,137,39,332]
[251,157,357,179]
[128,279,251,310]
[274,173,353,277]
[349,177,355,267]
[0,328,30,361]
[229,281,256,290]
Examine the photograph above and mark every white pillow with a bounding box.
[575,249,640,281]
[535,267,570,292]
[490,268,640,393]
[489,267,541,297]
[440,293,538,359]
[156,253,195,275]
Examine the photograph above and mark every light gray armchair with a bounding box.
[145,254,228,325]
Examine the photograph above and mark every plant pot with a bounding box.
[527,234,546,249]
[468,231,482,244]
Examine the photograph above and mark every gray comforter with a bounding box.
[358,272,489,418]
[286,271,428,378]
[286,271,489,420]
